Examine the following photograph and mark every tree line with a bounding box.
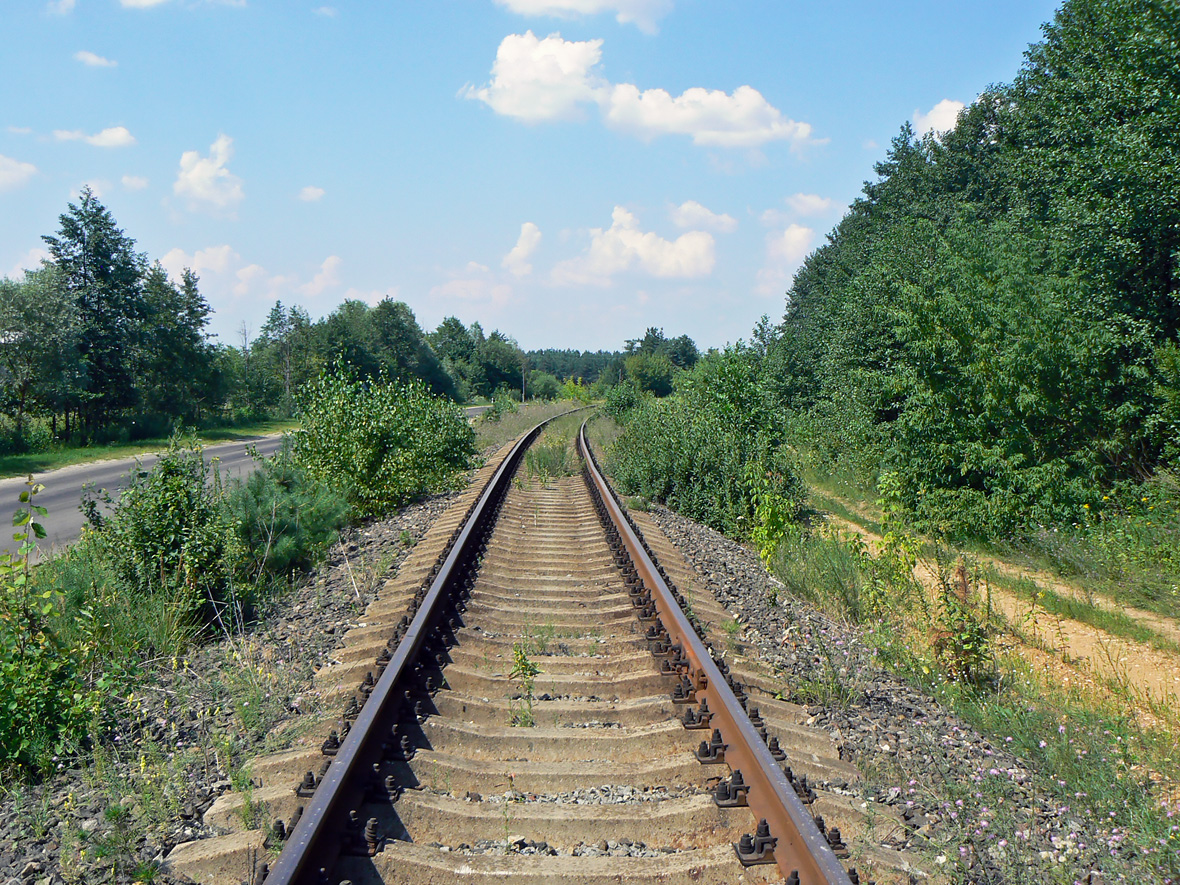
[0,188,628,453]
[763,0,1180,538]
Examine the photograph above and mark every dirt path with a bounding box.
[823,513,1180,709]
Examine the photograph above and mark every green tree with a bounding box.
[42,187,147,435]
[0,268,81,442]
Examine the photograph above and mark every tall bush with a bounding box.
[293,368,476,519]
[609,347,804,539]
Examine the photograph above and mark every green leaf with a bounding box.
[31,522,46,539]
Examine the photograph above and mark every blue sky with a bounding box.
[1,0,1062,352]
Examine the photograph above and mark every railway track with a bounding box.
[167,417,927,885]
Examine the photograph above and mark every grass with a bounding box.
[0,418,298,479]
[474,400,586,453]
[782,461,1180,882]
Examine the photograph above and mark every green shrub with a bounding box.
[0,480,99,776]
[608,348,804,539]
[293,368,476,519]
[602,380,645,421]
[97,437,237,631]
[227,441,348,582]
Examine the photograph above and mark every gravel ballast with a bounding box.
[647,504,1147,884]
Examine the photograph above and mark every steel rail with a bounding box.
[265,418,549,885]
[577,420,852,885]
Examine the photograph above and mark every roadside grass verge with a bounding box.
[0,418,299,479]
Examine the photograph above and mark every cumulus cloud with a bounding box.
[552,206,714,286]
[75,50,117,67]
[47,0,75,13]
[54,126,136,148]
[160,244,338,305]
[298,185,325,202]
[160,244,240,280]
[785,193,833,216]
[755,223,813,295]
[298,255,343,297]
[122,174,149,190]
[494,0,672,34]
[670,200,736,233]
[913,99,965,136]
[604,83,811,147]
[7,248,51,279]
[463,31,605,122]
[313,5,338,15]
[121,0,170,7]
[173,135,244,212]
[502,222,542,277]
[466,32,814,148]
[430,277,514,309]
[0,155,38,192]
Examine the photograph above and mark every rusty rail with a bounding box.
[577,420,852,885]
[265,418,549,885]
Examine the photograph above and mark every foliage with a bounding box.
[481,388,520,424]
[226,441,348,583]
[527,370,562,401]
[508,640,539,727]
[767,0,1180,539]
[95,438,238,631]
[608,346,804,539]
[602,379,645,421]
[0,481,99,775]
[293,367,475,519]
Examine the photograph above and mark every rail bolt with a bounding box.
[695,728,727,764]
[733,819,777,865]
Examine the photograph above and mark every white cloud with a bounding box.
[160,244,240,280]
[785,193,833,216]
[121,0,170,7]
[467,32,815,148]
[75,51,117,67]
[502,222,542,277]
[0,155,38,192]
[122,174,149,190]
[463,31,605,123]
[298,185,325,202]
[173,134,244,212]
[7,248,50,279]
[313,5,338,16]
[552,206,714,286]
[494,0,672,34]
[913,99,965,137]
[298,255,342,297]
[161,245,302,302]
[47,0,75,13]
[6,127,32,136]
[862,139,879,150]
[670,200,736,233]
[54,126,136,147]
[429,277,514,309]
[604,83,811,147]
[756,223,813,295]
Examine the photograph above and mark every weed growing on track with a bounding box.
[508,641,540,727]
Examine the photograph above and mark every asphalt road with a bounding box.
[0,435,285,560]
[2,406,491,560]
